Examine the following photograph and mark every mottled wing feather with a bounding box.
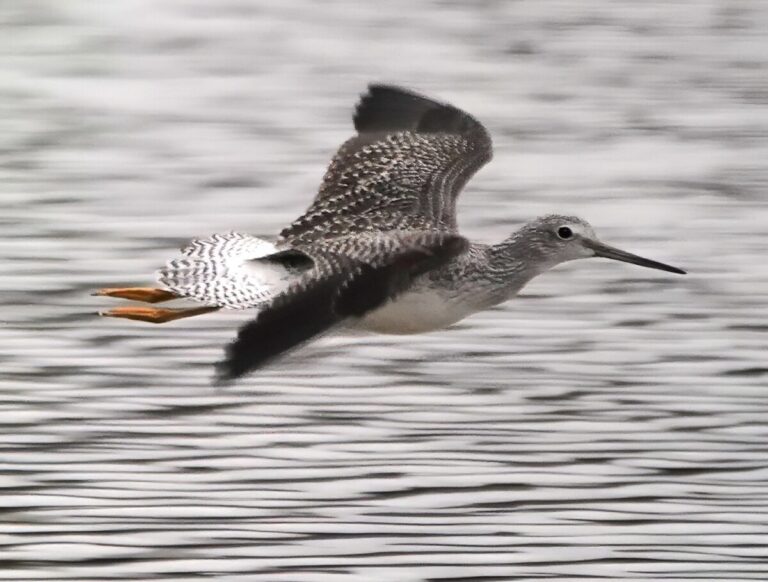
[215,232,468,382]
[279,85,492,245]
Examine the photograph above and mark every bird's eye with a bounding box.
[557,226,573,240]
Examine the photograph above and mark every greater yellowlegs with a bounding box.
[95,84,685,382]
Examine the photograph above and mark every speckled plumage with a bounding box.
[206,85,494,379]
[159,85,490,316]
[142,84,683,382]
[279,85,491,244]
[158,232,283,309]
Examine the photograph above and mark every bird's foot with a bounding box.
[92,287,180,304]
[98,305,220,324]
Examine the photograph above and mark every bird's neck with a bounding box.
[481,232,557,298]
[428,231,559,312]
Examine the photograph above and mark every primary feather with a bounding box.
[279,84,492,244]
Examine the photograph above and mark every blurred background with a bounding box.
[2,1,768,580]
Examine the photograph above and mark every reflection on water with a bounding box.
[2,0,768,580]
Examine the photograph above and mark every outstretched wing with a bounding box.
[215,231,468,382]
[280,85,492,245]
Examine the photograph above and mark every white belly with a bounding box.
[351,289,474,335]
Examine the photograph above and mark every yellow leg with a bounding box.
[92,287,180,304]
[99,305,220,324]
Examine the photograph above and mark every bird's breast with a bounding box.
[350,288,475,335]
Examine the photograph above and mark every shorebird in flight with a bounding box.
[95,84,685,382]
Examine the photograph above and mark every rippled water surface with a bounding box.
[3,1,768,580]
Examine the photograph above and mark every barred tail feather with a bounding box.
[157,232,295,309]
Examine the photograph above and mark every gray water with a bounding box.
[2,1,768,580]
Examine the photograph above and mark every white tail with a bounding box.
[157,232,296,309]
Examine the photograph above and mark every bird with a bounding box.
[94,84,685,383]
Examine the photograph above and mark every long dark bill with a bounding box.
[583,239,686,275]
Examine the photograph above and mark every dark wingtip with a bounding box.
[353,83,484,138]
[213,342,242,386]
[212,364,234,388]
[353,84,430,133]
[212,279,341,382]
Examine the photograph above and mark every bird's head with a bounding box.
[516,214,686,275]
